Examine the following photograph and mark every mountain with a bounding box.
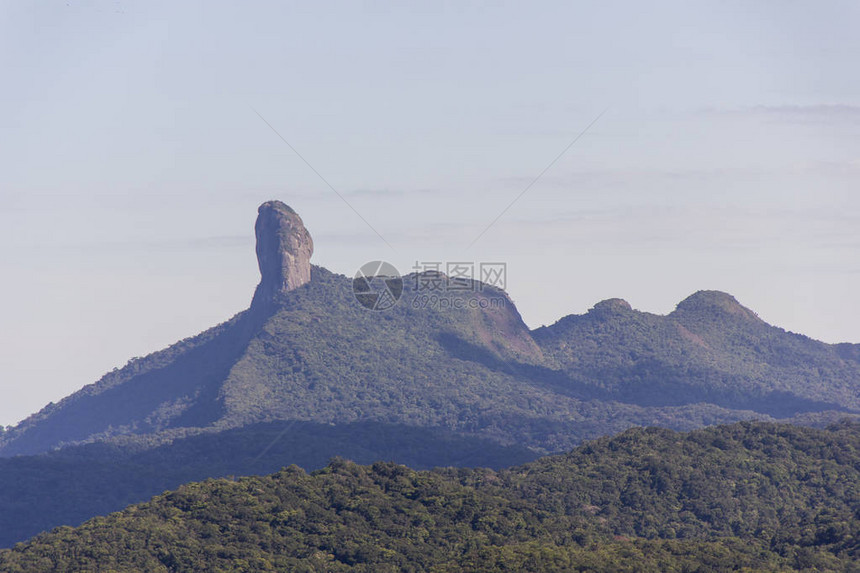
[0,200,858,547]
[534,290,860,416]
[3,421,860,572]
[3,201,857,459]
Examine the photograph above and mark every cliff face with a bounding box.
[253,200,314,305]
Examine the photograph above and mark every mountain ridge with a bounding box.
[2,202,859,458]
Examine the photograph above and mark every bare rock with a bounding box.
[253,200,313,304]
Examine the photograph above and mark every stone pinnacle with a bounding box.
[253,200,313,304]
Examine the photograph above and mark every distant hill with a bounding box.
[3,421,860,572]
[0,421,536,548]
[0,200,858,547]
[534,290,860,416]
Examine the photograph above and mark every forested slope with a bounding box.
[3,421,860,572]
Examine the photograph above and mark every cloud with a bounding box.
[17,235,253,254]
[796,159,860,177]
[456,203,860,253]
[344,187,439,198]
[182,235,251,249]
[750,104,860,118]
[497,166,772,190]
[703,104,860,124]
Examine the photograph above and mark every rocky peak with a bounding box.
[253,201,313,304]
[672,290,761,322]
[590,298,633,314]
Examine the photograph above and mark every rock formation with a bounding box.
[252,200,313,305]
[672,290,762,322]
[590,298,633,314]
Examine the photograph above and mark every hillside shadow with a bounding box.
[2,300,278,457]
[439,333,856,419]
[0,420,539,548]
[437,332,611,401]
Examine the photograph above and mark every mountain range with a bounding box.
[0,200,858,548]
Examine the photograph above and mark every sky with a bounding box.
[1,0,859,426]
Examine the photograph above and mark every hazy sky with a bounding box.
[2,1,859,426]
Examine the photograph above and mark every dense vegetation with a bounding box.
[0,421,535,548]
[534,291,860,415]
[3,421,860,571]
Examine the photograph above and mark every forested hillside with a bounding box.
[3,421,860,572]
[534,290,860,416]
[0,421,535,548]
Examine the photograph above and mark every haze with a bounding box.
[1,0,859,426]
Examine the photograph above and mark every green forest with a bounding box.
[3,420,860,572]
[0,421,535,548]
